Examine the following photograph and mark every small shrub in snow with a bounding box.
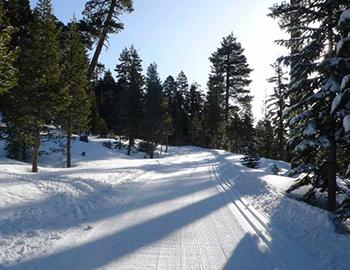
[103,141,113,149]
[241,143,261,169]
[270,164,281,175]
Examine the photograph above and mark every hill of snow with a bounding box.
[0,137,349,269]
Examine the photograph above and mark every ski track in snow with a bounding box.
[0,140,350,269]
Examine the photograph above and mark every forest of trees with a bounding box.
[2,0,350,215]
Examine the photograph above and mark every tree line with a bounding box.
[2,0,274,173]
[3,0,350,215]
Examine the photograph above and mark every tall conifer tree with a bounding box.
[144,63,163,158]
[12,0,61,172]
[57,22,91,168]
[115,46,144,155]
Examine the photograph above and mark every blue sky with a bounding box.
[29,0,285,119]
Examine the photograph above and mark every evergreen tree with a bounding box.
[209,33,252,122]
[161,76,177,151]
[94,70,119,131]
[3,0,32,49]
[0,3,18,94]
[187,83,204,145]
[160,110,172,153]
[57,22,91,168]
[2,0,33,161]
[255,98,274,159]
[267,60,288,160]
[171,71,188,145]
[270,0,347,211]
[144,63,163,158]
[255,118,274,158]
[204,70,225,148]
[241,141,261,169]
[330,5,350,217]
[115,46,144,155]
[82,0,134,78]
[7,0,61,172]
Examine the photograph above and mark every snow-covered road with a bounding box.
[1,141,350,269]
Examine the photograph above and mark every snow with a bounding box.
[303,122,317,136]
[0,138,350,269]
[339,9,350,28]
[337,32,350,56]
[341,74,350,92]
[289,110,310,126]
[324,77,340,93]
[332,95,342,114]
[343,115,350,133]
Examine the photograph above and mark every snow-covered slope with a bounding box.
[0,139,349,269]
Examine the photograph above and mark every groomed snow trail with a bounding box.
[1,142,350,269]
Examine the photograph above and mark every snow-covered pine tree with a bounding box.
[270,0,347,211]
[57,22,91,168]
[241,142,261,169]
[144,63,163,158]
[115,46,144,155]
[330,5,350,218]
[267,60,288,160]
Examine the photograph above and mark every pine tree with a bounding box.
[161,76,176,150]
[255,118,274,159]
[204,70,225,148]
[209,33,252,122]
[255,97,274,158]
[3,0,32,49]
[0,3,18,94]
[187,83,204,145]
[241,141,261,169]
[115,46,144,155]
[267,60,288,160]
[82,0,134,78]
[2,0,33,161]
[57,22,91,168]
[94,70,120,131]
[270,0,347,211]
[144,63,163,158]
[171,71,189,145]
[8,0,61,172]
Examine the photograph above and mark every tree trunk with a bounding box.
[328,133,337,212]
[32,129,40,173]
[149,143,154,159]
[127,136,132,155]
[22,141,27,162]
[88,0,118,79]
[165,135,169,153]
[326,2,336,212]
[119,135,122,150]
[67,126,72,168]
[225,54,230,121]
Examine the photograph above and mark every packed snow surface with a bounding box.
[0,138,349,269]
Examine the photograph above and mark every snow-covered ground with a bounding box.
[0,138,350,269]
